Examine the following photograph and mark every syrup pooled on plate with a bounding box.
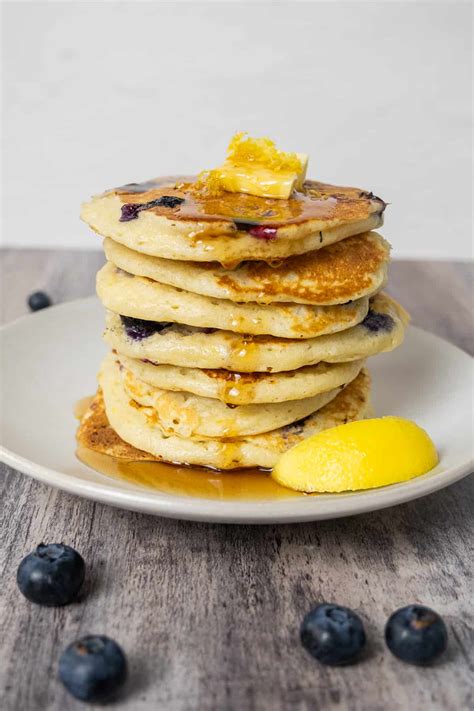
[74,397,302,501]
[76,447,302,502]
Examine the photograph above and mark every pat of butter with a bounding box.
[197,133,309,199]
[216,153,308,200]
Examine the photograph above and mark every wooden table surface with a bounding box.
[0,251,473,711]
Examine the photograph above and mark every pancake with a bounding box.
[97,262,369,339]
[90,361,371,469]
[81,177,385,266]
[118,355,365,405]
[103,231,390,306]
[104,293,409,373]
[113,355,348,437]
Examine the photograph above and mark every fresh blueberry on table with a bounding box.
[16,543,85,606]
[59,635,128,702]
[300,603,366,665]
[385,604,448,664]
[27,290,52,311]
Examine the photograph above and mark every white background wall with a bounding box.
[2,1,472,259]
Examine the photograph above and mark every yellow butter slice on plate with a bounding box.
[272,417,438,493]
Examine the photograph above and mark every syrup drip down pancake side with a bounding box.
[117,355,365,405]
[115,354,355,437]
[97,262,370,339]
[103,231,390,306]
[104,293,409,373]
[83,363,372,470]
[81,178,385,265]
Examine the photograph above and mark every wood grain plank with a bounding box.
[0,250,473,711]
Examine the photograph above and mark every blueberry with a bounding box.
[120,203,141,222]
[59,635,127,702]
[17,543,85,606]
[120,195,184,221]
[158,195,185,208]
[300,603,366,665]
[385,605,448,664]
[233,222,278,239]
[249,225,278,240]
[361,310,394,333]
[120,315,171,340]
[28,291,52,311]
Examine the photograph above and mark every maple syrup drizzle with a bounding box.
[111,176,384,232]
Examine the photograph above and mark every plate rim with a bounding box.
[0,441,472,523]
[1,297,473,523]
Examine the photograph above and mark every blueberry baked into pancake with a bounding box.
[78,133,408,470]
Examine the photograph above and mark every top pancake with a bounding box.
[103,231,390,306]
[81,176,386,266]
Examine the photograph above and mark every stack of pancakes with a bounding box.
[79,178,409,469]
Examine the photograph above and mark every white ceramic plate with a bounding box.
[0,297,472,523]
